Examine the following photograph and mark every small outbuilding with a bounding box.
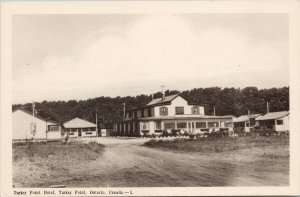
[63,117,97,138]
[99,123,114,137]
[233,114,261,133]
[12,108,62,141]
[256,111,289,133]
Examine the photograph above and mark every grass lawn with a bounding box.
[12,136,289,187]
[12,141,104,188]
[143,135,289,186]
[144,135,289,153]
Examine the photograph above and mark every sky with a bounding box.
[12,14,289,104]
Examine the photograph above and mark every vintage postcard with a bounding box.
[1,0,300,196]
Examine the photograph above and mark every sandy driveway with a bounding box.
[57,137,288,187]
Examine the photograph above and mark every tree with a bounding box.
[12,86,289,124]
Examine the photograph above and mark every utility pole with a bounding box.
[248,110,250,116]
[123,103,126,120]
[213,106,216,116]
[95,109,98,137]
[32,101,35,117]
[161,85,165,92]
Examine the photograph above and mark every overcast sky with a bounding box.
[12,14,288,104]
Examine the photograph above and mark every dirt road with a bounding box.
[47,137,288,187]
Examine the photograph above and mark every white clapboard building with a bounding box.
[256,111,289,133]
[63,117,97,138]
[114,93,234,136]
[12,108,62,141]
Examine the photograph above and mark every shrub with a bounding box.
[189,134,195,140]
[82,141,104,153]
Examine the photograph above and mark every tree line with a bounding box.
[12,86,289,126]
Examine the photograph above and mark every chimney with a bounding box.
[161,85,165,101]
[95,109,98,137]
[248,110,250,116]
[267,102,270,113]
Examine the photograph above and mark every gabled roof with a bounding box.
[63,117,96,128]
[146,93,204,107]
[146,94,181,106]
[12,108,59,124]
[233,114,261,123]
[256,111,289,121]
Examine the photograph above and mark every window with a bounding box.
[159,107,168,116]
[128,123,131,131]
[245,123,250,127]
[164,122,175,129]
[177,122,187,129]
[49,125,59,132]
[142,122,148,130]
[207,122,219,128]
[155,121,161,130]
[71,128,77,132]
[141,109,148,117]
[250,118,256,126]
[141,109,144,118]
[82,128,89,132]
[276,119,283,125]
[90,127,96,131]
[225,122,233,127]
[192,106,199,114]
[137,110,141,118]
[148,108,152,117]
[196,122,206,128]
[267,120,275,126]
[175,107,184,115]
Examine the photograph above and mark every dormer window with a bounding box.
[192,106,199,114]
[159,107,168,116]
[175,107,184,115]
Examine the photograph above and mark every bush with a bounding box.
[86,141,105,153]
[189,134,195,140]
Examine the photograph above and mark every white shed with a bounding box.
[63,117,97,138]
[256,111,289,132]
[12,108,62,141]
